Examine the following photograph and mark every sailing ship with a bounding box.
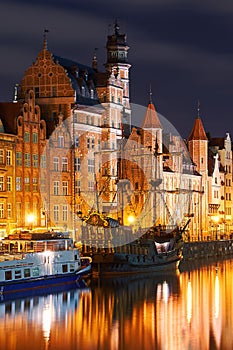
[77,116,193,275]
[0,231,91,295]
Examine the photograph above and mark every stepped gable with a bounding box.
[188,117,208,141]
[19,43,75,101]
[141,101,162,129]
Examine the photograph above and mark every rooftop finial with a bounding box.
[197,99,200,118]
[43,29,49,50]
[114,19,119,35]
[149,84,152,103]
[92,48,98,71]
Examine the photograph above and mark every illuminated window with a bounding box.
[0,176,4,191]
[41,179,46,192]
[88,159,94,173]
[24,153,30,167]
[6,150,12,165]
[7,203,11,218]
[16,177,22,191]
[33,154,38,167]
[16,152,22,166]
[32,133,38,143]
[75,136,79,147]
[53,181,59,195]
[0,149,4,164]
[62,205,68,221]
[58,136,64,148]
[54,205,59,221]
[53,157,59,171]
[75,180,81,194]
[24,177,30,191]
[0,203,4,218]
[33,178,38,192]
[15,270,22,279]
[41,155,46,168]
[7,176,12,191]
[62,157,68,172]
[74,157,80,171]
[62,181,68,196]
[24,132,30,142]
[24,268,30,278]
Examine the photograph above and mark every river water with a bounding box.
[1,257,233,350]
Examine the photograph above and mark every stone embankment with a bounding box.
[182,240,233,261]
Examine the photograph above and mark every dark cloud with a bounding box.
[0,0,233,138]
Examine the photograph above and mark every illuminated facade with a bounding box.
[0,24,232,238]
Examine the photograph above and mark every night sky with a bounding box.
[1,0,233,139]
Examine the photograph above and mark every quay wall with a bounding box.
[182,240,233,261]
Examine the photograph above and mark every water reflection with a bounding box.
[1,259,233,349]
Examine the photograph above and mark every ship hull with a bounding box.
[90,248,182,276]
[0,266,91,295]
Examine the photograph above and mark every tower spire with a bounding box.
[114,18,119,35]
[92,48,98,71]
[43,29,49,50]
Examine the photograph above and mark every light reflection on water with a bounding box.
[1,258,233,350]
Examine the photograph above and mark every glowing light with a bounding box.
[212,215,219,224]
[127,215,135,224]
[27,214,35,224]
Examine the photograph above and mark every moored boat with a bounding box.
[0,231,92,295]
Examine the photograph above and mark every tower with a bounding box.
[105,20,131,136]
[188,107,209,238]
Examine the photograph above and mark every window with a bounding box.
[41,155,46,168]
[75,136,79,147]
[0,203,4,218]
[88,181,94,191]
[52,86,56,97]
[62,264,68,273]
[24,177,30,191]
[5,271,12,281]
[111,95,114,103]
[215,177,217,184]
[54,205,59,221]
[62,181,68,196]
[6,150,12,165]
[15,270,22,279]
[7,176,12,191]
[62,205,68,221]
[92,139,95,149]
[33,178,38,192]
[87,138,90,149]
[90,89,94,99]
[32,133,38,143]
[16,177,22,191]
[53,181,59,195]
[0,176,4,191]
[74,157,80,171]
[75,180,81,194]
[62,157,68,172]
[32,267,39,277]
[0,149,4,164]
[24,153,30,167]
[24,132,30,142]
[88,159,94,173]
[81,86,85,96]
[7,203,11,218]
[40,179,46,192]
[16,152,22,166]
[58,136,64,148]
[33,154,38,168]
[53,157,59,171]
[24,268,30,278]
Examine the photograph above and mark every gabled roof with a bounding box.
[141,102,162,129]
[188,117,208,141]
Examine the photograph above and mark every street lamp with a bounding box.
[27,214,35,231]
